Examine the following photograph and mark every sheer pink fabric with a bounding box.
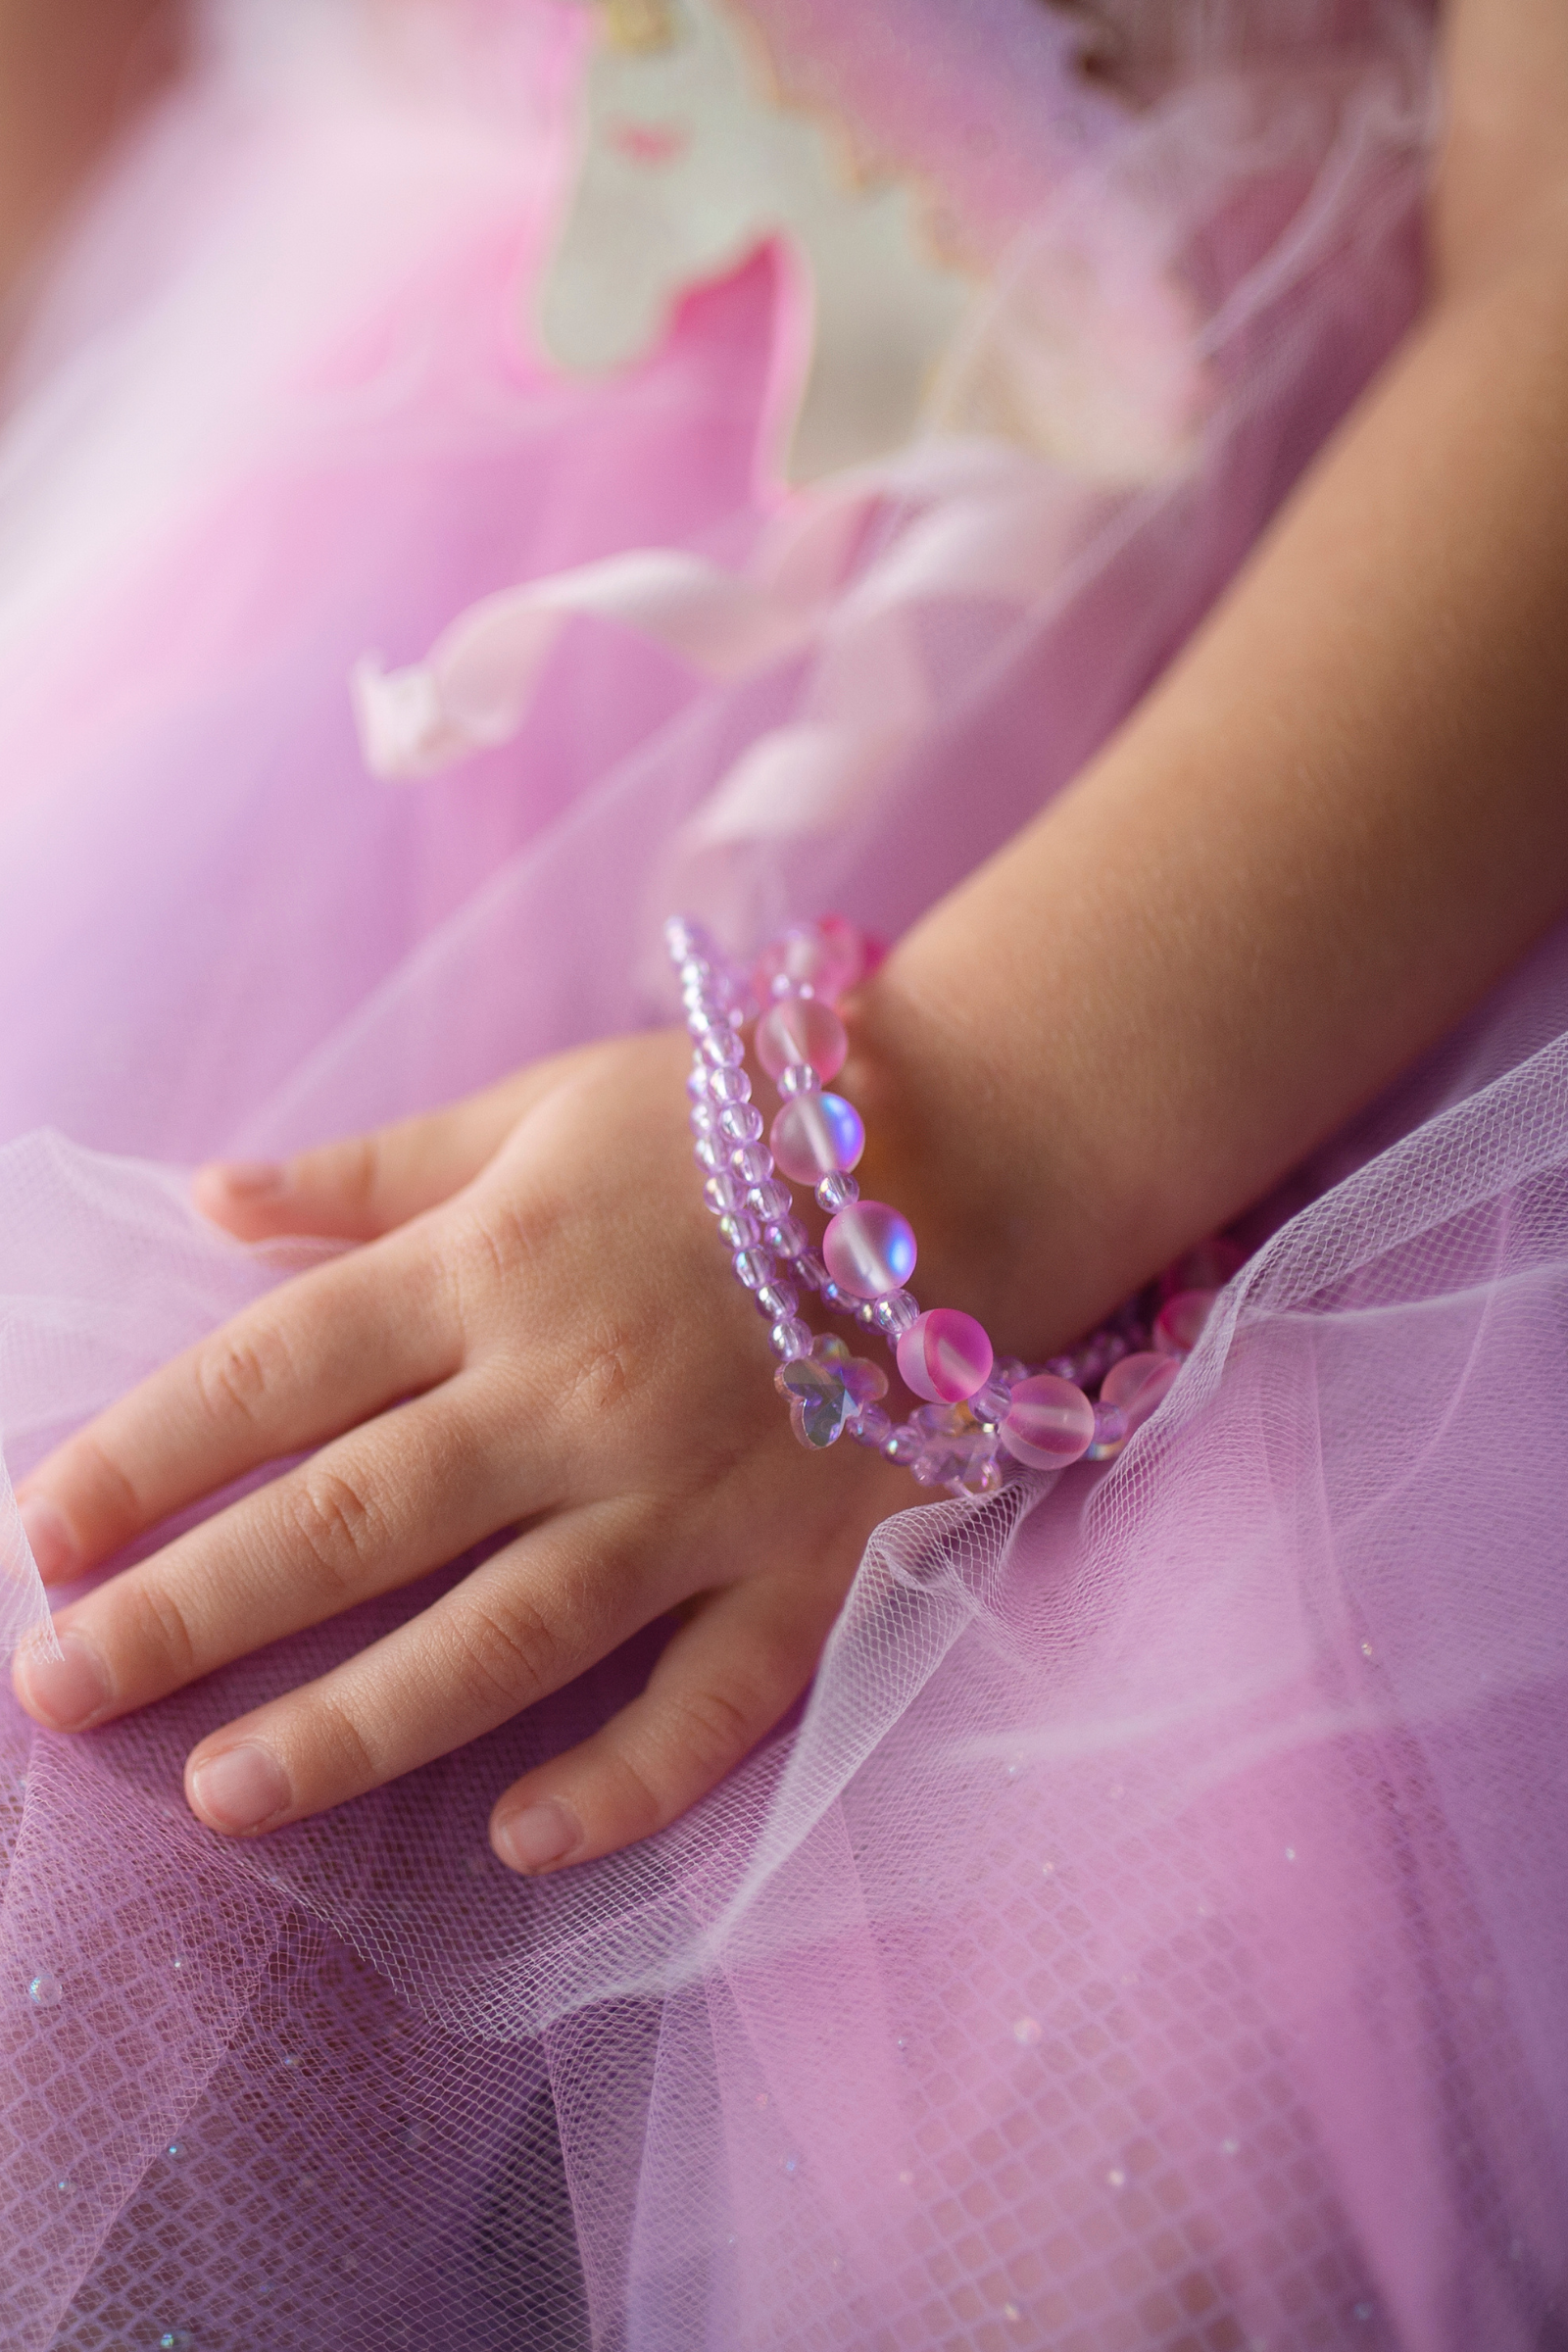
[7,6,1559,2351]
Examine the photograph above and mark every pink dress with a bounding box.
[9,6,1560,2350]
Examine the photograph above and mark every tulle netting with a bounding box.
[9,3,1566,2349]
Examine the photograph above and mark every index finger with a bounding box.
[17,1229,462,1582]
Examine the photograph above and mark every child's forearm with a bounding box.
[851,31,1568,1354]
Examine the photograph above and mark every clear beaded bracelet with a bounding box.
[667,913,1238,1500]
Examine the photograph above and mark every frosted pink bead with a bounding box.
[1152,1289,1218,1358]
[770,1092,864,1183]
[822,1200,918,1299]
[1000,1373,1095,1469]
[754,917,864,1004]
[755,997,848,1083]
[1101,1349,1180,1433]
[897,1308,994,1404]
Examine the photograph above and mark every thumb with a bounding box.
[192,1059,575,1242]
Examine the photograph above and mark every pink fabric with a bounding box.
[7,6,1562,2350]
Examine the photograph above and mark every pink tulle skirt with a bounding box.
[9,6,1564,2349]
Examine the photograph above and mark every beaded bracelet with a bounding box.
[667,914,1235,1499]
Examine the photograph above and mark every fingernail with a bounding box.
[207,1161,285,1200]
[493,1797,580,1874]
[188,1741,291,1835]
[18,1495,81,1583]
[16,1629,108,1730]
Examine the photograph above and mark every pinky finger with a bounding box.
[488,1581,825,1874]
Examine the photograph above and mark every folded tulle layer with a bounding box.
[10,5,1558,2351]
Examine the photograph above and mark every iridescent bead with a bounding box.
[733,1248,776,1291]
[815,1171,858,1211]
[1000,1374,1095,1468]
[689,1100,718,1136]
[818,1278,851,1312]
[912,1401,967,1437]
[884,1424,921,1466]
[854,1300,879,1329]
[730,1144,773,1185]
[708,1066,752,1106]
[717,1211,760,1250]
[755,997,849,1084]
[756,1281,800,1321]
[770,1093,864,1183]
[754,917,864,1004]
[769,1316,814,1361]
[686,1066,710,1104]
[896,1307,994,1404]
[700,1028,745,1068]
[665,916,713,960]
[852,1403,894,1448]
[967,1377,1012,1427]
[777,1064,821,1098]
[694,1136,726,1173]
[1101,1349,1180,1433]
[717,1102,764,1145]
[746,1179,792,1220]
[871,1289,918,1338]
[823,1200,918,1299]
[26,1970,62,2008]
[795,1250,829,1292]
[1153,1288,1218,1357]
[762,1214,809,1259]
[1086,1400,1129,1461]
[703,1172,743,1214]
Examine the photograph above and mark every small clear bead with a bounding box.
[796,1250,829,1292]
[746,1179,792,1220]
[701,1028,746,1069]
[873,1289,920,1337]
[852,1403,894,1448]
[733,1248,776,1291]
[756,1281,800,1321]
[969,1378,1012,1427]
[718,1102,764,1145]
[689,1100,718,1136]
[675,951,714,986]
[685,1065,710,1104]
[885,1425,921,1466]
[717,1211,760,1250]
[855,1300,879,1329]
[816,1172,859,1211]
[665,917,711,961]
[708,1066,752,1105]
[684,1004,724,1037]
[763,1214,810,1259]
[26,1970,62,2008]
[769,1316,814,1361]
[704,1172,744,1214]
[777,1064,821,1098]
[694,1136,726,1173]
[730,1143,774,1186]
[820,1279,850,1312]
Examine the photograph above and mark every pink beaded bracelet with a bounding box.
[667,914,1237,1499]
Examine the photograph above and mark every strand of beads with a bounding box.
[669,914,1231,1499]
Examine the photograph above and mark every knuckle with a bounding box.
[68,1427,148,1540]
[193,1317,294,1431]
[447,1599,559,1717]
[287,1466,381,1592]
[312,1692,381,1791]
[123,1576,201,1685]
[667,1682,759,1781]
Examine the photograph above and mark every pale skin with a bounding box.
[10,0,1568,1876]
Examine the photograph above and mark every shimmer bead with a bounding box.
[1101,1349,1180,1433]
[897,1308,994,1404]
[717,1102,764,1145]
[665,917,712,960]
[769,1315,813,1361]
[823,1200,918,1299]
[733,1248,775,1291]
[968,1378,1012,1427]
[708,1066,752,1106]
[730,1144,774,1186]
[1000,1373,1096,1469]
[763,1214,810,1259]
[717,1211,760,1250]
[777,1064,821,1098]
[796,1250,829,1292]
[1086,1400,1129,1461]
[770,1093,864,1182]
[815,1171,858,1211]
[754,918,863,1005]
[689,1100,718,1136]
[1153,1289,1218,1357]
[685,1065,710,1104]
[756,1281,800,1321]
[703,1173,743,1214]
[755,997,849,1084]
[852,1403,894,1449]
[873,1288,921,1337]
[818,1278,851,1312]
[693,1136,726,1173]
[700,1028,746,1068]
[746,1179,792,1220]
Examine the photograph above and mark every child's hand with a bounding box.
[8,1033,907,1870]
